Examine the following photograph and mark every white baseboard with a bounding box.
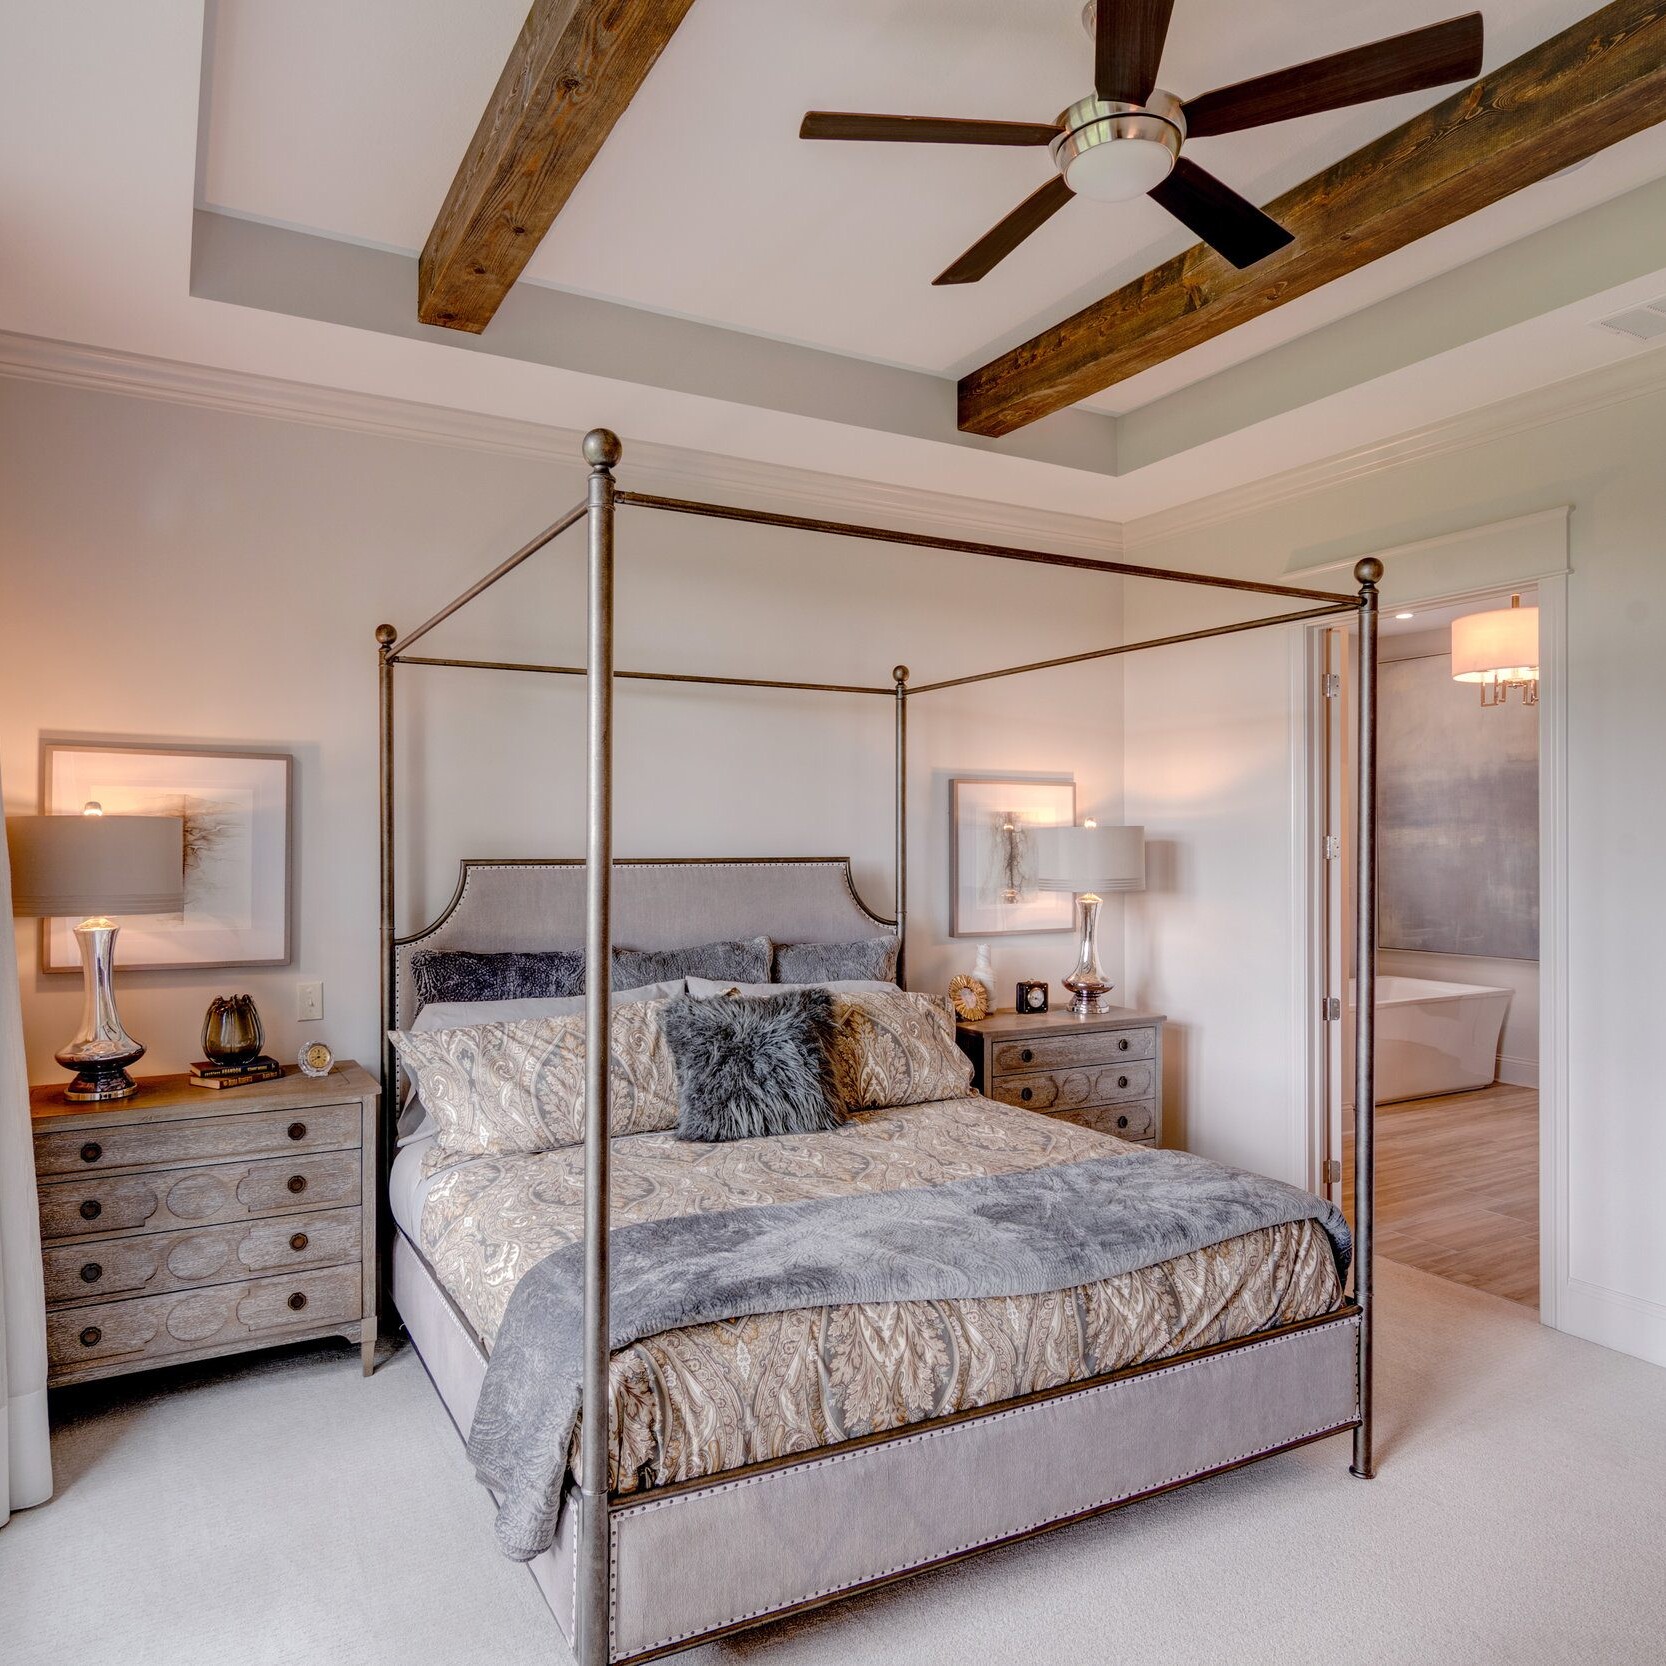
[1497,1054,1540,1089]
[1558,1279,1666,1369]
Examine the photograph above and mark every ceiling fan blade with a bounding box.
[1182,13,1483,138]
[934,177,1075,286]
[800,112,1060,146]
[1095,0,1178,105]
[1148,158,1293,270]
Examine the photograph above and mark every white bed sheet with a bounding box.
[389,1129,441,1241]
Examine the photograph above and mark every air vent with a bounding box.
[1594,296,1666,343]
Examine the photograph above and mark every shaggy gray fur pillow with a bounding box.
[613,936,772,989]
[661,989,845,1143]
[774,936,900,985]
[411,947,585,1007]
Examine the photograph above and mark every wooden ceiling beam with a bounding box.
[419,0,698,334]
[957,1,1666,438]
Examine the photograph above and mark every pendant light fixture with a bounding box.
[1451,594,1539,708]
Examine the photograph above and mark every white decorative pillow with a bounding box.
[388,1002,680,1157]
[685,976,901,999]
[827,990,974,1111]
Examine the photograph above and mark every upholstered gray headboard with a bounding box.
[393,857,897,1031]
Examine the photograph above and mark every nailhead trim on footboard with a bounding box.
[608,1313,1361,1659]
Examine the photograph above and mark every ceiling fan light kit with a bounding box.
[801,3,1483,285]
[1052,94,1183,202]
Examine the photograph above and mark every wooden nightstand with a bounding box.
[956,1006,1166,1147]
[29,1062,379,1387]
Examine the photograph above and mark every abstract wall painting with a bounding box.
[950,776,1076,938]
[40,742,292,971]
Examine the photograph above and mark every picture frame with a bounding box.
[950,775,1076,938]
[39,741,293,972]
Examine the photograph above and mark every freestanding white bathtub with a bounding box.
[1346,975,1513,1104]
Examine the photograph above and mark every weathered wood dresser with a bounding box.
[30,1062,379,1386]
[956,1006,1166,1147]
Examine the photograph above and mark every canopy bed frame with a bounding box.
[375,430,1381,1665]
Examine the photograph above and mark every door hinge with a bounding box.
[1322,673,1341,698]
[1325,1158,1342,1185]
[1324,834,1341,860]
[1321,996,1342,1021]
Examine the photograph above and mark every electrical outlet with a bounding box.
[297,981,324,1022]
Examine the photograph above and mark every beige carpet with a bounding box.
[3,1260,1663,1666]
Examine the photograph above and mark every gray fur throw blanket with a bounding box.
[468,1145,1350,1559]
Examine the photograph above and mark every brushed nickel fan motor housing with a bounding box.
[1050,92,1186,187]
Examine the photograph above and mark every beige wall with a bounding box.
[1122,387,1666,1365]
[0,378,1123,1085]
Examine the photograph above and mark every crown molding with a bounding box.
[0,330,1128,560]
[8,327,1666,565]
[1120,348,1666,550]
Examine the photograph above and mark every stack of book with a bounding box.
[189,1056,283,1090]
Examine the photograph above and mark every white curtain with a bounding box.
[1,763,52,1524]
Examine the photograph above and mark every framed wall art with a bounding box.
[950,775,1076,938]
[40,741,292,972]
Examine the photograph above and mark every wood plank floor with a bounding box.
[1344,1083,1538,1308]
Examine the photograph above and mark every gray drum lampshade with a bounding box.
[7,813,186,918]
[1033,823,1146,895]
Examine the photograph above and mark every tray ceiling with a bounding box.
[199,0,1643,415]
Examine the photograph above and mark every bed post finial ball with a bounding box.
[375,623,397,648]
[892,665,910,685]
[1354,557,1384,587]
[583,428,622,469]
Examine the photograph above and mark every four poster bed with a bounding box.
[376,430,1382,1665]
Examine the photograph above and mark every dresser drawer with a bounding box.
[42,1207,362,1307]
[38,1149,361,1242]
[47,1264,362,1376]
[1055,1100,1157,1142]
[991,1060,1155,1113]
[33,1102,360,1179]
[991,1027,1156,1075]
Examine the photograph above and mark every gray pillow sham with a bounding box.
[613,936,772,988]
[412,937,771,1006]
[774,935,899,985]
[411,947,584,1008]
[660,988,845,1143]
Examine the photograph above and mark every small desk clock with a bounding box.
[298,1040,335,1078]
[1015,980,1049,1015]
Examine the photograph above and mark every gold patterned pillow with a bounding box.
[388,1003,680,1156]
[828,991,974,1111]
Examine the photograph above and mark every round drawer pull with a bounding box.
[289,1232,309,1253]
[286,1174,307,1195]
[1117,1038,1131,1052]
[80,1141,102,1164]
[1116,1115,1129,1130]
[80,1261,103,1284]
[287,1291,308,1312]
[79,1326,102,1348]
[1019,1087,1032,1102]
[1019,1048,1034,1064]
[79,1199,102,1221]
[1117,1075,1129,1090]
[287,1121,307,1141]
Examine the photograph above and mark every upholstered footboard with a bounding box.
[398,1231,1358,1663]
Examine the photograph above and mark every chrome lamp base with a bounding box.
[55,917,145,1102]
[1061,893,1114,1017]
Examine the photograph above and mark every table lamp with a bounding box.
[1034,821,1146,1016]
[7,803,185,1100]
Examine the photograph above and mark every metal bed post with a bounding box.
[376,623,398,1121]
[893,665,908,988]
[578,429,621,1664]
[1350,556,1382,1480]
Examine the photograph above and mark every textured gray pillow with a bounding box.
[613,936,772,988]
[660,989,845,1143]
[774,936,899,985]
[411,947,585,1008]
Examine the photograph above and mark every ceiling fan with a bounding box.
[801,3,1483,284]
